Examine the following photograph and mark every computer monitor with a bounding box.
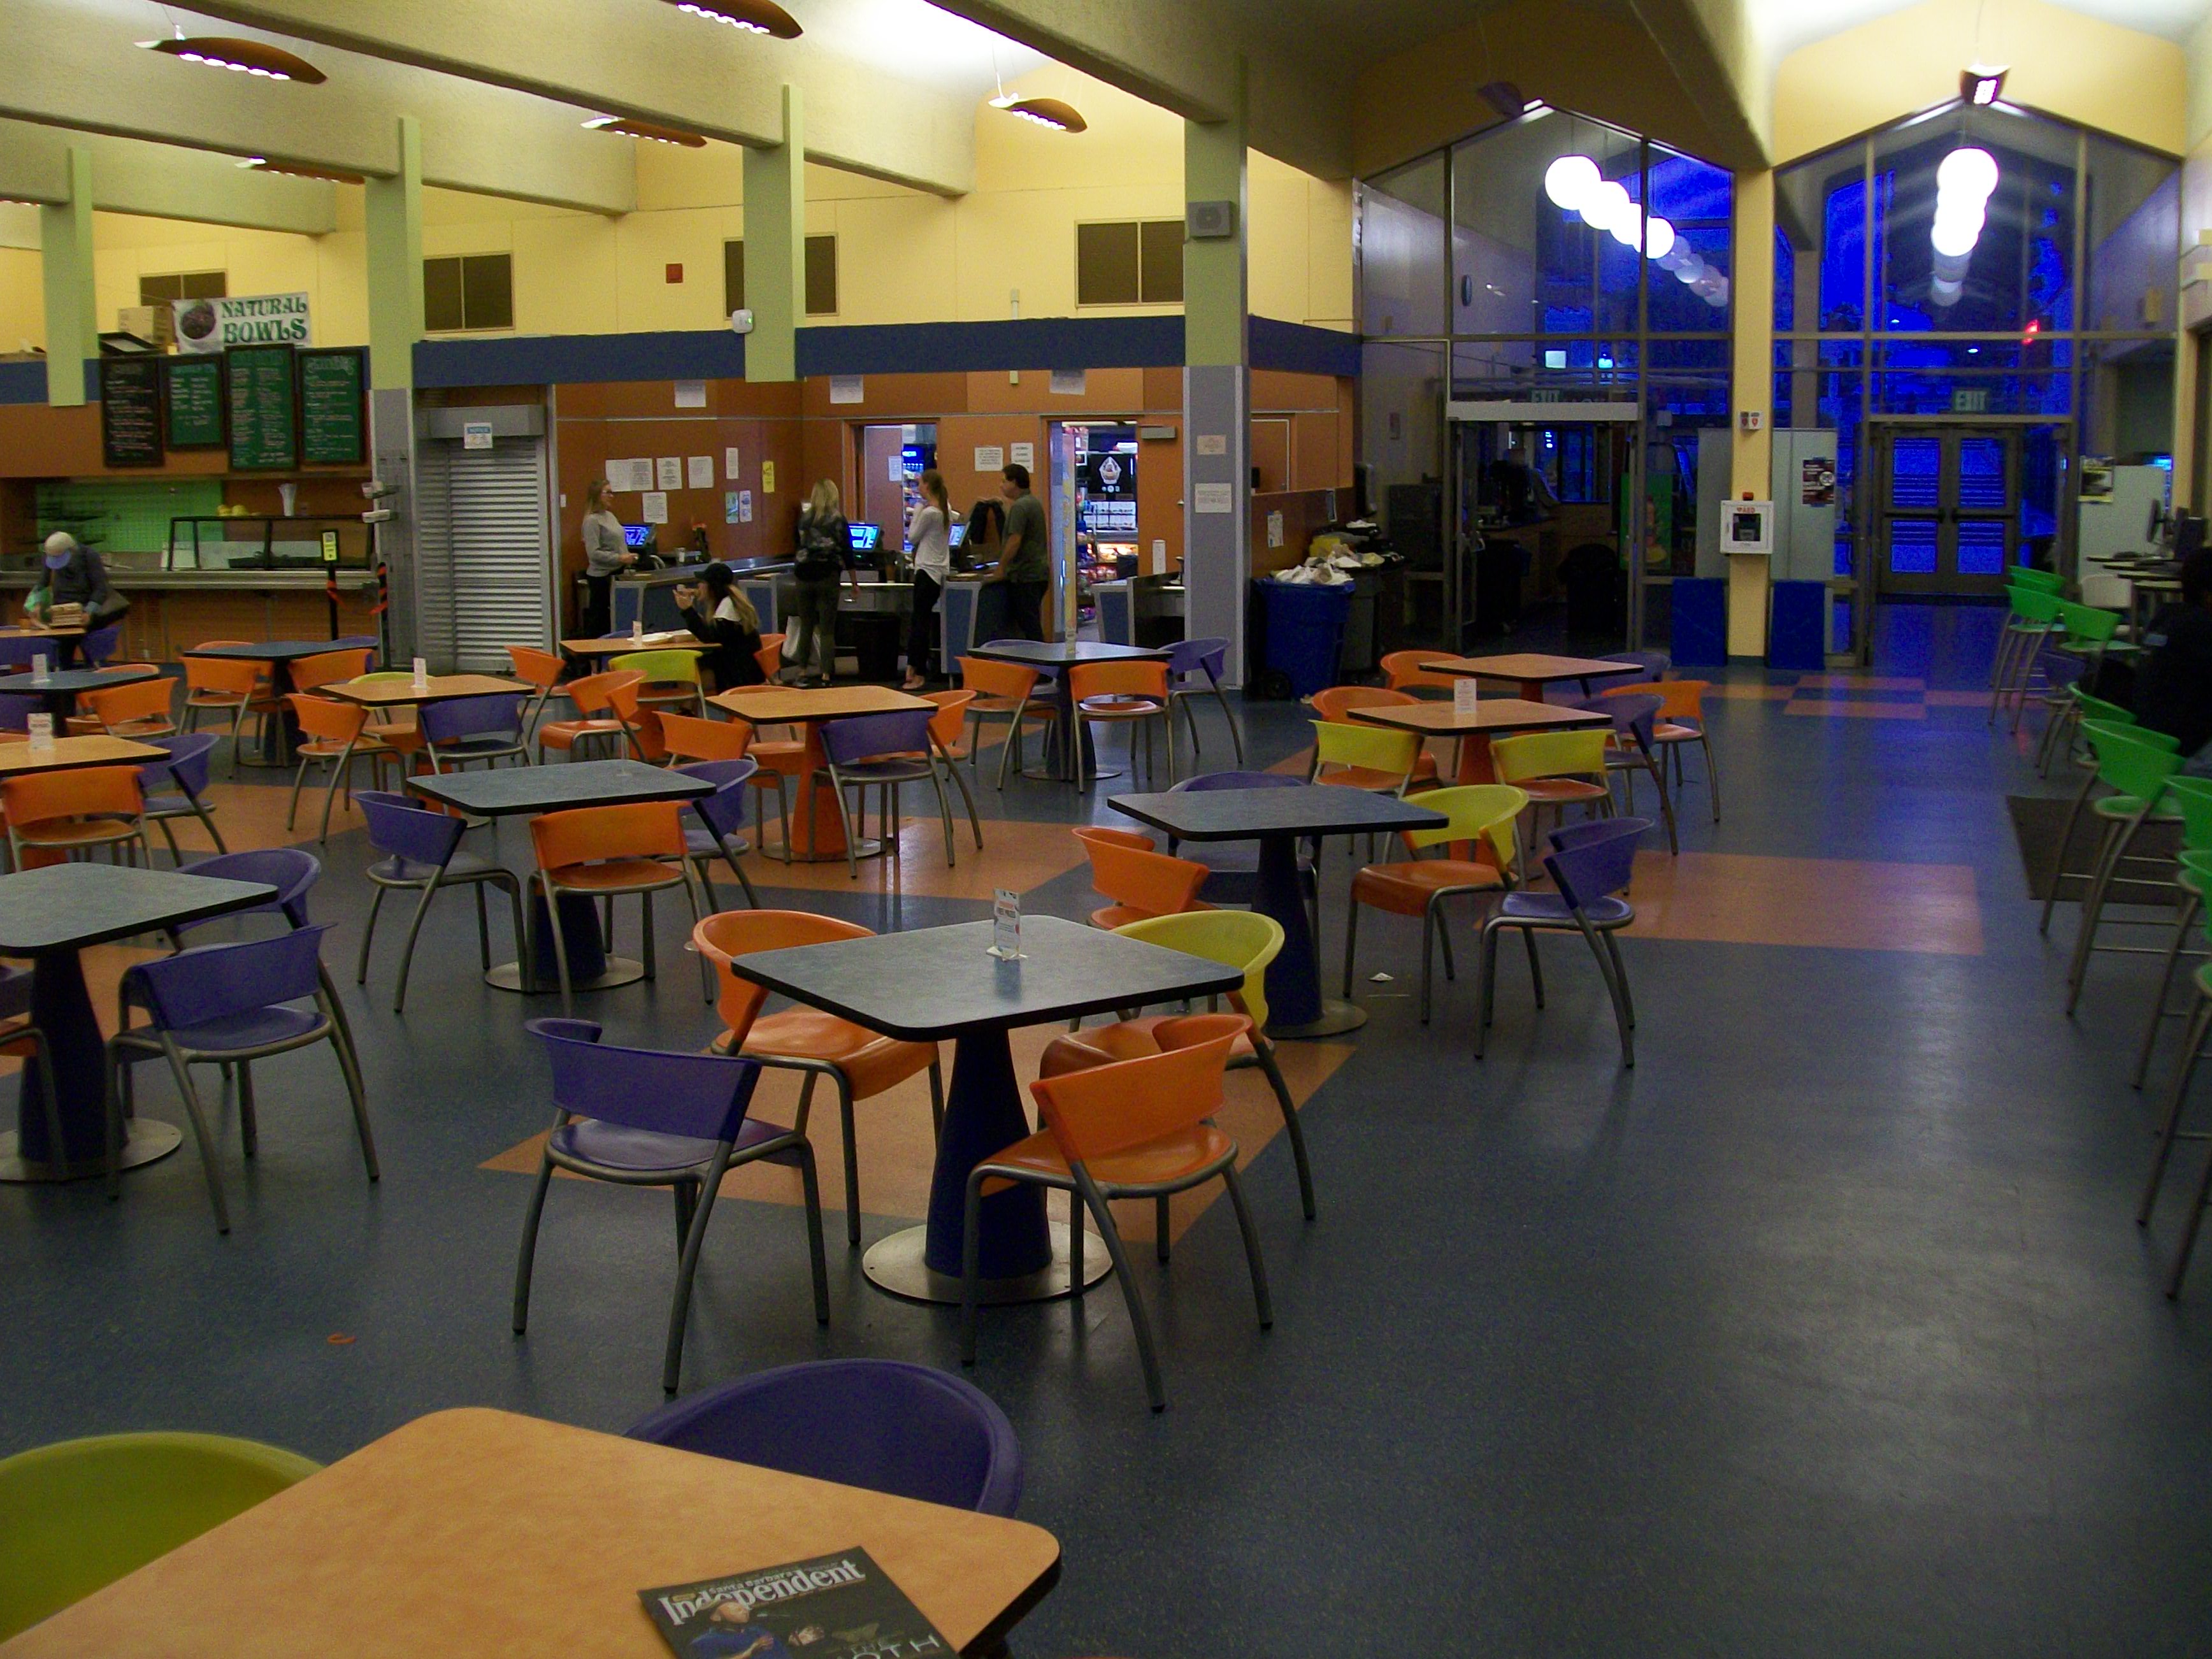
[2176,514,2206,561]
[622,525,652,549]
[2148,501,2167,543]
[947,522,967,548]
[847,522,882,554]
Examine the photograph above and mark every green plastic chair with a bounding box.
[610,648,706,717]
[0,1431,319,1637]
[2011,567,2065,594]
[2036,686,2137,779]
[2039,718,2180,938]
[2063,722,2186,1014]
[2137,892,2212,1296]
[2132,777,2212,1088]
[1991,585,2064,723]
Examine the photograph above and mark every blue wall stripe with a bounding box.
[414,330,747,389]
[1247,317,1360,378]
[0,360,50,404]
[796,316,1184,375]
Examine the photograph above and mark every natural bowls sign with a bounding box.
[173,292,311,354]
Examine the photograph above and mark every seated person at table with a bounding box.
[673,561,766,691]
[2135,549,2212,772]
[27,533,126,663]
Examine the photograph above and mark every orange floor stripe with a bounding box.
[1625,850,1982,954]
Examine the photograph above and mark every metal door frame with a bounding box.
[1872,424,2016,597]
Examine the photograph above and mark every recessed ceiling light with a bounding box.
[584,116,708,147]
[136,35,325,83]
[238,155,364,184]
[989,96,1086,134]
[664,0,801,37]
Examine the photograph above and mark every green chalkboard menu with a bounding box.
[98,357,164,470]
[162,355,226,450]
[226,343,298,471]
[299,347,367,466]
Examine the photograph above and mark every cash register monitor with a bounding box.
[948,522,967,548]
[622,525,652,549]
[847,522,882,554]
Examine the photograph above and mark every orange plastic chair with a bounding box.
[285,693,398,842]
[69,675,175,740]
[1072,825,1211,928]
[958,1014,1266,1412]
[1311,685,1441,789]
[182,644,279,768]
[956,656,1058,790]
[755,634,786,683]
[528,801,705,1017]
[693,909,944,1246]
[919,689,983,851]
[1605,677,1720,823]
[1342,783,1527,1024]
[3,765,152,870]
[536,670,647,763]
[1380,651,1456,697]
[658,710,753,763]
[1067,660,1172,791]
[506,645,565,743]
[287,649,374,696]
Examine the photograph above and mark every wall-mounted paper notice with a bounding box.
[674,380,706,409]
[1266,510,1284,548]
[1049,370,1086,395]
[1196,434,1228,457]
[829,375,864,405]
[725,492,742,524]
[738,491,754,522]
[974,445,1004,470]
[642,491,669,524]
[889,450,906,482]
[1010,442,1034,469]
[761,462,775,493]
[1195,484,1234,514]
[656,457,682,491]
[687,455,714,489]
[607,458,653,492]
[725,447,742,480]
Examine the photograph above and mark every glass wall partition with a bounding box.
[1359,107,1733,655]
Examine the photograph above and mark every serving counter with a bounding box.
[0,567,381,664]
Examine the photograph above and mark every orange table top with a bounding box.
[710,684,932,724]
[1420,653,1646,684]
[323,674,529,707]
[0,735,166,775]
[0,1408,1061,1658]
[0,624,86,640]
[561,633,706,656]
[1347,697,1611,736]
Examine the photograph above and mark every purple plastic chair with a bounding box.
[0,637,58,674]
[817,709,956,880]
[627,1359,1022,1516]
[1476,816,1648,1067]
[1598,650,1670,683]
[138,733,228,863]
[512,1017,826,1393]
[419,693,528,772]
[78,624,120,670]
[0,689,38,734]
[1166,637,1244,766]
[1165,770,1319,924]
[1574,693,1677,855]
[107,924,377,1232]
[352,791,526,1014]
[674,759,762,913]
[168,847,319,938]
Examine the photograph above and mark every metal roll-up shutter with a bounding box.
[415,435,551,671]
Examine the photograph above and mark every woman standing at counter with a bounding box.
[580,479,635,639]
[789,478,854,687]
[673,561,765,691]
[902,469,955,691]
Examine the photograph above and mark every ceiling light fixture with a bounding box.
[1961,64,2007,106]
[664,0,801,38]
[238,155,364,184]
[1543,154,1600,211]
[1479,81,1537,120]
[583,115,707,147]
[991,95,1086,133]
[136,34,324,83]
[1928,144,1999,308]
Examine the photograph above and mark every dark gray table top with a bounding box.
[0,864,275,954]
[730,916,1245,1041]
[1,666,162,698]
[1109,782,1449,842]
[406,758,712,817]
[970,640,1170,668]
[182,641,363,662]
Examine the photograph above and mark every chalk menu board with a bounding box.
[226,343,299,471]
[162,355,226,450]
[299,347,367,466]
[97,357,164,470]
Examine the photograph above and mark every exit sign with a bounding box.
[1952,388,1990,413]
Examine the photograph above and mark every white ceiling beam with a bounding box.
[0,0,636,213]
[184,0,977,196]
[0,118,336,234]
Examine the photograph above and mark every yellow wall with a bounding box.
[0,247,41,353]
[0,64,1354,352]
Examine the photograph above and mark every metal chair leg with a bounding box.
[159,1040,229,1233]
[1077,1171,1165,1411]
[2039,764,2102,937]
[833,1072,863,1246]
[2140,991,2212,1226]
[1253,1042,1316,1219]
[1220,1161,1273,1327]
[660,1153,729,1393]
[1342,898,1359,998]
[390,880,440,1013]
[2134,891,2203,1089]
[512,1153,557,1332]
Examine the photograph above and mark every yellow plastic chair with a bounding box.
[1342,783,1528,1023]
[1489,727,1612,841]
[611,648,707,717]
[0,1431,320,1638]
[1309,719,1424,797]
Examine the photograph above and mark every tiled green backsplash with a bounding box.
[35,480,227,564]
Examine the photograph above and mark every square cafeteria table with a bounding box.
[406,759,712,995]
[1109,784,1447,1037]
[0,863,275,1182]
[0,664,161,720]
[1349,696,1611,784]
[182,640,374,765]
[561,631,707,658]
[710,684,933,861]
[322,673,529,707]
[1420,652,1645,702]
[732,915,1244,1302]
[0,735,164,777]
[968,638,1173,783]
[0,1407,1063,1658]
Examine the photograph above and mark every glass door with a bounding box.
[1876,427,2018,596]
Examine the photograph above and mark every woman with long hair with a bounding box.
[903,468,955,689]
[789,478,854,686]
[579,478,635,638]
[673,560,765,690]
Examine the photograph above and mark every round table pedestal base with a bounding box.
[483,957,647,995]
[761,837,884,866]
[0,1120,181,1183]
[1269,997,1368,1040]
[863,1220,1112,1306]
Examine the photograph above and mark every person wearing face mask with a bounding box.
[27,532,124,663]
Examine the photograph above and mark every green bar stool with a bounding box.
[2062,722,2186,1015]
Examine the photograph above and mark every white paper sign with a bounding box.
[889,451,906,483]
[656,457,683,491]
[829,375,865,405]
[642,491,670,524]
[674,380,707,409]
[725,447,742,480]
[1195,483,1234,514]
[461,421,494,451]
[1049,369,1087,395]
[1196,433,1228,457]
[1454,677,1480,715]
[29,655,48,685]
[990,888,1023,959]
[738,491,754,523]
[411,657,429,691]
[973,445,1004,471]
[687,454,714,489]
[725,492,742,524]
[1010,442,1035,469]
[1266,510,1284,549]
[172,291,309,354]
[608,458,653,492]
[25,714,52,751]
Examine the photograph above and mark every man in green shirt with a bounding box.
[988,463,1049,640]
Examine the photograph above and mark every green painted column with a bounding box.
[1182,63,1247,371]
[740,85,804,383]
[364,115,423,392]
[1181,60,1250,682]
[39,145,95,407]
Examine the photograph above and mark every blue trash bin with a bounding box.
[1260,579,1354,698]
